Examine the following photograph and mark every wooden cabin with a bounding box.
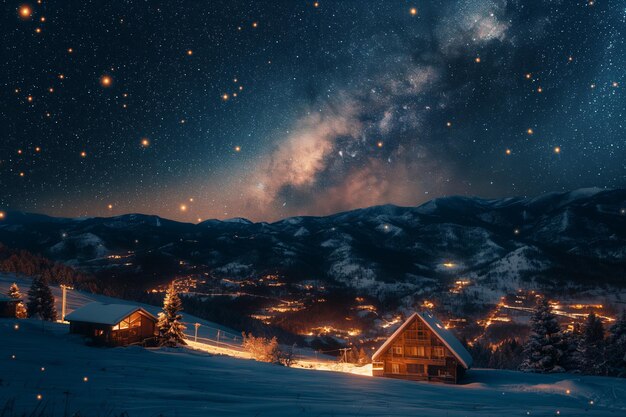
[0,295,20,318]
[65,302,158,346]
[372,311,472,384]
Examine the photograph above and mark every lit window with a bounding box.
[417,346,426,357]
[433,346,445,358]
[391,363,400,374]
[393,345,403,355]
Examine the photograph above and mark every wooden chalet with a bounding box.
[372,311,472,384]
[65,302,158,346]
[0,295,21,318]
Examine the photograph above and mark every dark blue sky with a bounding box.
[1,0,624,222]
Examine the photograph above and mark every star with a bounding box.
[553,146,561,154]
[141,138,150,147]
[180,204,188,212]
[377,141,384,148]
[222,93,230,101]
[100,75,112,87]
[410,8,418,16]
[18,5,32,20]
[526,128,534,135]
[505,149,512,155]
[187,49,193,56]
[80,151,87,158]
[234,145,241,152]
[475,57,481,63]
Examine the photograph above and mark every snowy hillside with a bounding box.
[0,274,238,345]
[1,319,625,416]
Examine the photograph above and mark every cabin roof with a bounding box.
[65,302,157,325]
[371,311,473,369]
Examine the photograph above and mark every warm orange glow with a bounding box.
[100,75,112,87]
[554,146,561,154]
[19,172,25,177]
[83,376,89,382]
[234,145,241,152]
[180,204,188,212]
[19,5,32,19]
[252,22,258,28]
[27,95,33,102]
[141,138,150,147]
[537,86,543,93]
[314,2,319,7]
[35,146,41,152]
[222,93,230,101]
[68,47,73,53]
[525,73,532,79]
[18,149,23,154]
[80,151,87,158]
[377,141,383,148]
[0,212,5,220]
[527,128,534,135]
[187,49,193,56]
[475,57,481,63]
[505,148,512,155]
[446,121,452,127]
[35,27,42,33]
[410,7,418,16]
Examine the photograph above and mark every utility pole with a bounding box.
[339,347,350,364]
[194,323,200,342]
[60,284,73,322]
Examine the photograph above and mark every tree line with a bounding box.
[0,244,100,292]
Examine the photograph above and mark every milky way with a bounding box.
[1,1,624,222]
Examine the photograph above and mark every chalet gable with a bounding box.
[372,311,473,369]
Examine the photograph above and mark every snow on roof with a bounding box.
[65,302,157,325]
[372,311,473,369]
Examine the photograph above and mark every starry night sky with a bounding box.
[1,1,624,222]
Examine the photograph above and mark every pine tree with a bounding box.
[560,324,581,372]
[576,312,606,375]
[157,284,187,347]
[27,276,57,321]
[606,310,626,377]
[7,282,27,318]
[520,297,564,373]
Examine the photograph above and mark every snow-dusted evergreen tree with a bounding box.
[157,283,187,347]
[560,323,581,372]
[520,297,564,373]
[576,312,606,375]
[27,276,57,321]
[7,282,27,318]
[606,310,626,377]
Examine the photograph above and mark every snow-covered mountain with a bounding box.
[1,188,625,303]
